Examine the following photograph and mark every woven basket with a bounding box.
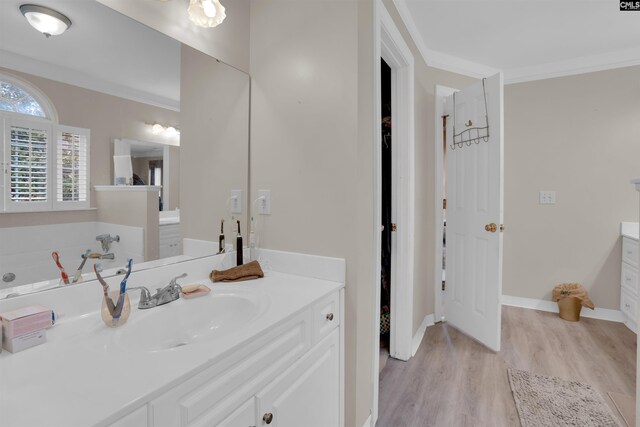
[380,312,390,335]
[557,297,582,322]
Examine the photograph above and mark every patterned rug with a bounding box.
[508,368,621,427]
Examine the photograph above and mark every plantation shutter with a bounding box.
[55,126,89,208]
[6,118,51,211]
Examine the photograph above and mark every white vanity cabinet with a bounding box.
[621,236,639,332]
[159,223,181,258]
[146,289,343,427]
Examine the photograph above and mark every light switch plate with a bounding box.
[539,191,556,205]
[257,190,271,214]
[230,190,242,213]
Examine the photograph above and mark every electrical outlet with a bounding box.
[257,190,271,214]
[539,191,556,205]
[230,190,242,213]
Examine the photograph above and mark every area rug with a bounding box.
[608,391,636,427]
[507,368,621,427]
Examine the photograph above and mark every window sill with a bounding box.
[0,207,97,214]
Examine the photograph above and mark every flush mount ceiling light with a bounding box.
[187,0,226,28]
[20,4,72,38]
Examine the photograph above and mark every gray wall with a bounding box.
[503,65,640,310]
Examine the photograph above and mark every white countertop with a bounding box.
[0,270,343,427]
[621,222,639,241]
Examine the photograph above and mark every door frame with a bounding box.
[433,85,458,322]
[372,0,415,424]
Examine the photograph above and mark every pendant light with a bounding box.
[20,4,72,38]
[187,0,226,28]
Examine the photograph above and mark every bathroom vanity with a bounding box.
[0,251,345,427]
[620,222,639,333]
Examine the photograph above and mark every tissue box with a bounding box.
[3,329,46,353]
[1,305,53,339]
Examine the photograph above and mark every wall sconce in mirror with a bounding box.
[188,0,226,28]
[149,122,180,137]
[20,4,72,38]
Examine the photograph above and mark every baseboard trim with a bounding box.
[502,295,624,323]
[411,314,435,356]
[361,414,372,427]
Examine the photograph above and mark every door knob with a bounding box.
[485,223,497,233]
[263,413,274,424]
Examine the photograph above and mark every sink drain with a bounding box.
[171,342,189,348]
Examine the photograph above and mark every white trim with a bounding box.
[391,1,640,84]
[0,50,180,112]
[392,0,499,79]
[502,295,624,323]
[504,47,640,84]
[433,85,457,323]
[411,314,434,357]
[361,414,373,427]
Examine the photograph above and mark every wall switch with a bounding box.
[230,190,242,213]
[257,190,271,215]
[539,191,556,205]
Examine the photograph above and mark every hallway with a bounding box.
[378,306,636,426]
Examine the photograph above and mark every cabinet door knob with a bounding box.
[263,413,274,424]
[326,313,334,321]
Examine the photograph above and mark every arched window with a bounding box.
[0,80,46,117]
[0,73,58,121]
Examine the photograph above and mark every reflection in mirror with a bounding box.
[0,0,249,298]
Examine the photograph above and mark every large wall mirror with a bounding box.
[0,0,250,298]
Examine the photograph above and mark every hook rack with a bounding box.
[451,78,490,150]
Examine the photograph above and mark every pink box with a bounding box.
[1,305,53,339]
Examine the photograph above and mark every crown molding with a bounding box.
[0,50,180,112]
[392,0,499,79]
[392,0,640,84]
[503,47,640,84]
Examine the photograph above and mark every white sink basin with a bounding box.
[115,290,268,352]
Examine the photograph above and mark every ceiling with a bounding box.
[395,0,640,83]
[0,0,180,110]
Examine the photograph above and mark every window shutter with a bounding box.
[9,122,49,204]
[55,126,89,208]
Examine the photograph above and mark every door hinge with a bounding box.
[441,280,445,291]
[443,198,447,209]
[391,223,397,232]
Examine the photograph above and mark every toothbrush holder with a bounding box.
[101,291,131,328]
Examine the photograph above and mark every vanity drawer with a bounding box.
[621,262,638,295]
[313,291,340,343]
[620,287,637,321]
[623,238,639,269]
[150,310,311,427]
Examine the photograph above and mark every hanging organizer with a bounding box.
[451,78,490,150]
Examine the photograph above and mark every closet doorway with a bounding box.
[379,59,393,373]
[372,2,415,423]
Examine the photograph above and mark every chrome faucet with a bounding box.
[96,234,120,253]
[128,273,187,309]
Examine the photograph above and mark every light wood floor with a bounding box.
[378,306,637,427]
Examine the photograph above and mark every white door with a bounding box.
[444,73,504,352]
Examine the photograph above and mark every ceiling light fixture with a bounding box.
[20,4,72,38]
[187,0,226,28]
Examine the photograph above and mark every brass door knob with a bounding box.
[485,223,497,233]
[326,313,334,321]
[263,413,274,424]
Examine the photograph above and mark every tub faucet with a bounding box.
[96,234,120,252]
